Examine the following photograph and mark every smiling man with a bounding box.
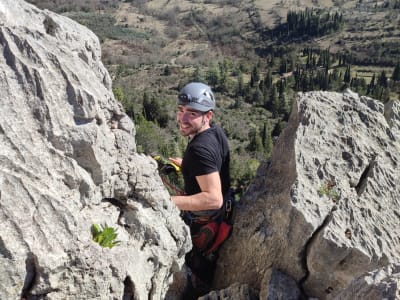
[169,82,231,297]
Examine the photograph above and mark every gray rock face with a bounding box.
[260,268,301,300]
[200,282,259,300]
[0,1,190,299]
[215,90,400,299]
[332,263,400,300]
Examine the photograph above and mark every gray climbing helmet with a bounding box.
[177,82,215,112]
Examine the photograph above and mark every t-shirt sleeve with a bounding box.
[189,144,219,176]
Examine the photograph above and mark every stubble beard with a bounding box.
[179,122,202,137]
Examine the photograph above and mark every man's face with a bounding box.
[176,105,207,136]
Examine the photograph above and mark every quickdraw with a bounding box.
[152,153,184,196]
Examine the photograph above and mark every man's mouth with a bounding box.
[179,124,190,130]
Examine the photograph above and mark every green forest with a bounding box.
[28,0,400,193]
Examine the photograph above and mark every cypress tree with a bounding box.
[262,122,273,156]
[250,65,260,87]
[218,61,229,92]
[391,62,400,82]
[264,69,273,90]
[163,65,171,76]
[279,59,288,74]
[270,85,280,117]
[236,71,245,97]
[367,73,376,95]
[378,70,388,88]
[344,65,351,83]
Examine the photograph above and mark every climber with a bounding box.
[168,82,234,297]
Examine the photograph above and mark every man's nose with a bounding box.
[179,112,189,122]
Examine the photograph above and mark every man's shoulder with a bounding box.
[197,126,225,142]
[210,124,223,132]
[208,124,228,138]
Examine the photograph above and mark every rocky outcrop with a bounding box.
[215,90,400,299]
[2,1,399,300]
[333,263,400,299]
[0,1,190,299]
[199,282,259,300]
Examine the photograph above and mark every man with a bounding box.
[169,82,231,296]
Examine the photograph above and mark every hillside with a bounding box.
[27,1,400,68]
[26,0,400,189]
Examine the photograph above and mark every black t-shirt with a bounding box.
[181,124,230,203]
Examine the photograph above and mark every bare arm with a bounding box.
[171,171,223,211]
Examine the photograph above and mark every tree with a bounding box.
[344,65,351,83]
[142,92,169,128]
[279,58,288,74]
[163,65,171,76]
[264,69,273,90]
[251,87,264,106]
[247,127,263,153]
[250,65,260,87]
[350,76,367,94]
[272,120,287,137]
[218,60,230,92]
[261,122,273,156]
[367,73,376,95]
[391,62,400,82]
[206,64,219,87]
[270,84,280,117]
[236,71,245,97]
[378,70,388,88]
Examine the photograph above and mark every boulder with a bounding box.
[215,90,400,299]
[0,1,191,299]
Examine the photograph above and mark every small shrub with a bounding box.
[318,181,340,202]
[91,223,121,249]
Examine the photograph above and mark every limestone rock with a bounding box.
[331,263,400,300]
[215,90,400,299]
[199,282,259,300]
[0,1,191,299]
[260,268,302,300]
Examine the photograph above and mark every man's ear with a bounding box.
[206,110,214,120]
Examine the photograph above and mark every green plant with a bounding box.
[91,223,121,248]
[318,181,340,202]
